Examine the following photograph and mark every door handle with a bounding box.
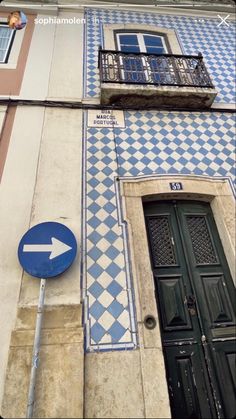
[187,295,196,308]
[186,295,196,315]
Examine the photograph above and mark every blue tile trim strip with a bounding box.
[82,111,138,352]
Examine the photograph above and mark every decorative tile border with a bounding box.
[82,111,138,352]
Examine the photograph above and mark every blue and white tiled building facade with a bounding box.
[82,8,235,352]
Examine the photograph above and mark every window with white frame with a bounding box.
[116,33,168,54]
[115,32,171,83]
[0,24,15,63]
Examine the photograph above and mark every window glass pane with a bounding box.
[116,32,169,83]
[0,25,12,62]
[122,57,146,83]
[144,35,164,47]
[0,37,10,49]
[0,25,11,36]
[146,46,165,54]
[0,50,5,61]
[120,45,140,53]
[119,34,139,46]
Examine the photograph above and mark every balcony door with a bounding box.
[144,200,236,419]
[116,32,168,83]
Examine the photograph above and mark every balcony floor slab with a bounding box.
[101,83,218,109]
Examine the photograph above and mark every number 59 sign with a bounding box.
[169,182,183,191]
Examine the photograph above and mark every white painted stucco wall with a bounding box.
[0,105,84,413]
[20,15,56,100]
[47,11,84,101]
[0,9,85,410]
[18,107,83,307]
[0,106,45,409]
[19,10,84,101]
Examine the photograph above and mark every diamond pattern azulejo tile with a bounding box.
[85,8,236,103]
[84,124,137,351]
[83,110,235,352]
[114,112,236,180]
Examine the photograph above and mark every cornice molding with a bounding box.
[1,0,235,17]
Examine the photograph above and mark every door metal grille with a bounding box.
[148,216,176,266]
[186,215,217,264]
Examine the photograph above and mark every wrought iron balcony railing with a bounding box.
[98,49,215,89]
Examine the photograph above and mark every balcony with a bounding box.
[98,49,218,109]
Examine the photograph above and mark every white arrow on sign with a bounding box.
[23,237,72,260]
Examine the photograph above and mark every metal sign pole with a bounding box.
[26,278,46,418]
[18,222,77,417]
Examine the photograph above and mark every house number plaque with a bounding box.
[169,182,183,191]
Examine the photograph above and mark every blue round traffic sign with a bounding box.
[18,222,77,278]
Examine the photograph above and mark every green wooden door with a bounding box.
[144,200,236,419]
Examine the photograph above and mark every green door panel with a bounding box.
[165,343,216,419]
[176,202,236,342]
[146,203,202,344]
[210,341,236,419]
[156,274,193,331]
[144,200,236,419]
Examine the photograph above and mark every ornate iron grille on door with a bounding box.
[147,216,176,266]
[186,215,218,264]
